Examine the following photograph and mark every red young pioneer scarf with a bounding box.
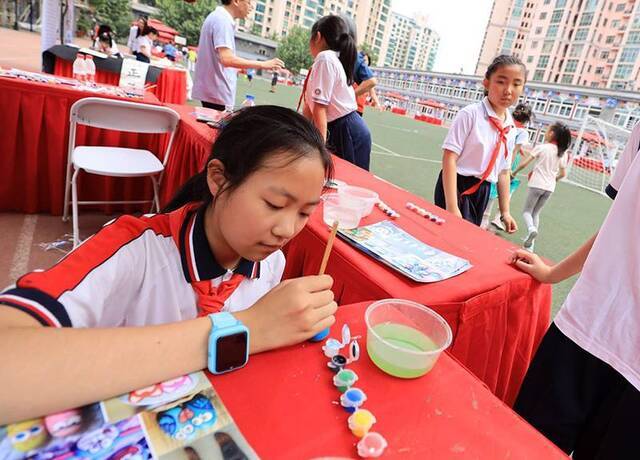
[168,203,247,317]
[462,116,511,196]
[297,68,312,112]
[193,274,245,317]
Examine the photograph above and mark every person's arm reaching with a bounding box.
[369,87,381,109]
[497,169,517,233]
[310,104,328,141]
[218,47,283,71]
[512,233,597,283]
[354,77,376,97]
[442,150,462,218]
[0,275,336,424]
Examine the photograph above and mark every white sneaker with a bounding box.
[490,217,506,232]
[523,228,538,249]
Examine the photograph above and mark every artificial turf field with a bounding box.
[231,76,613,316]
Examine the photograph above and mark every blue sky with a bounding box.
[391,0,494,75]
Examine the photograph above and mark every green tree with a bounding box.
[91,0,133,41]
[276,26,313,74]
[359,42,379,67]
[155,0,218,46]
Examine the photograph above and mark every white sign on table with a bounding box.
[119,58,149,93]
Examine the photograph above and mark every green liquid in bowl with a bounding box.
[368,323,441,378]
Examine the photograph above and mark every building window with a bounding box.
[580,12,594,26]
[614,64,633,79]
[538,55,550,68]
[620,46,640,63]
[629,31,640,44]
[546,25,559,38]
[542,40,554,52]
[601,50,609,59]
[531,41,538,49]
[550,9,563,23]
[556,0,567,6]
[606,35,615,44]
[595,66,604,74]
[616,3,625,11]
[540,12,547,20]
[527,55,534,63]
[533,69,545,80]
[575,28,589,41]
[565,59,578,72]
[570,44,584,57]
[535,27,543,35]
[561,74,573,84]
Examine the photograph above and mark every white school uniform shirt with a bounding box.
[554,121,640,390]
[527,143,568,193]
[442,97,517,184]
[305,50,357,123]
[128,26,139,52]
[514,127,530,148]
[0,204,285,328]
[136,35,153,56]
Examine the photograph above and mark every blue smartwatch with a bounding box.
[207,312,249,375]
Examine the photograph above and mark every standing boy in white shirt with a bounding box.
[512,121,640,457]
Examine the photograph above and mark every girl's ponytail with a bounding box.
[337,32,357,85]
[311,16,358,85]
[548,122,572,158]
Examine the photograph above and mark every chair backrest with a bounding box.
[70,97,180,134]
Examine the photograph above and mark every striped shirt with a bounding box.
[0,203,285,328]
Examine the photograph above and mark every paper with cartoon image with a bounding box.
[0,372,256,460]
[339,220,472,282]
[0,405,151,460]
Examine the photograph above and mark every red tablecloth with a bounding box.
[0,76,164,214]
[160,104,220,206]
[53,57,188,105]
[209,302,566,459]
[283,157,552,405]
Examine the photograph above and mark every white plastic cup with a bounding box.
[339,185,379,216]
[322,193,366,230]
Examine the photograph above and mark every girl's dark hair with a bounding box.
[548,122,572,157]
[163,106,334,212]
[99,32,113,48]
[485,54,527,81]
[143,26,158,37]
[512,103,533,124]
[311,15,357,85]
[136,17,148,38]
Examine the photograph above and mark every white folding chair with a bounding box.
[62,97,179,247]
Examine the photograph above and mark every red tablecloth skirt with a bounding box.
[283,157,552,405]
[53,57,187,105]
[210,302,567,459]
[0,76,164,215]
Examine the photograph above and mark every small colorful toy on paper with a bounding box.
[406,202,445,225]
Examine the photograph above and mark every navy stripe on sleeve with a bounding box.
[0,288,72,327]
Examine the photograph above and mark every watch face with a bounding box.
[216,332,248,373]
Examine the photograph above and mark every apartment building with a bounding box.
[383,12,440,71]
[476,0,640,90]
